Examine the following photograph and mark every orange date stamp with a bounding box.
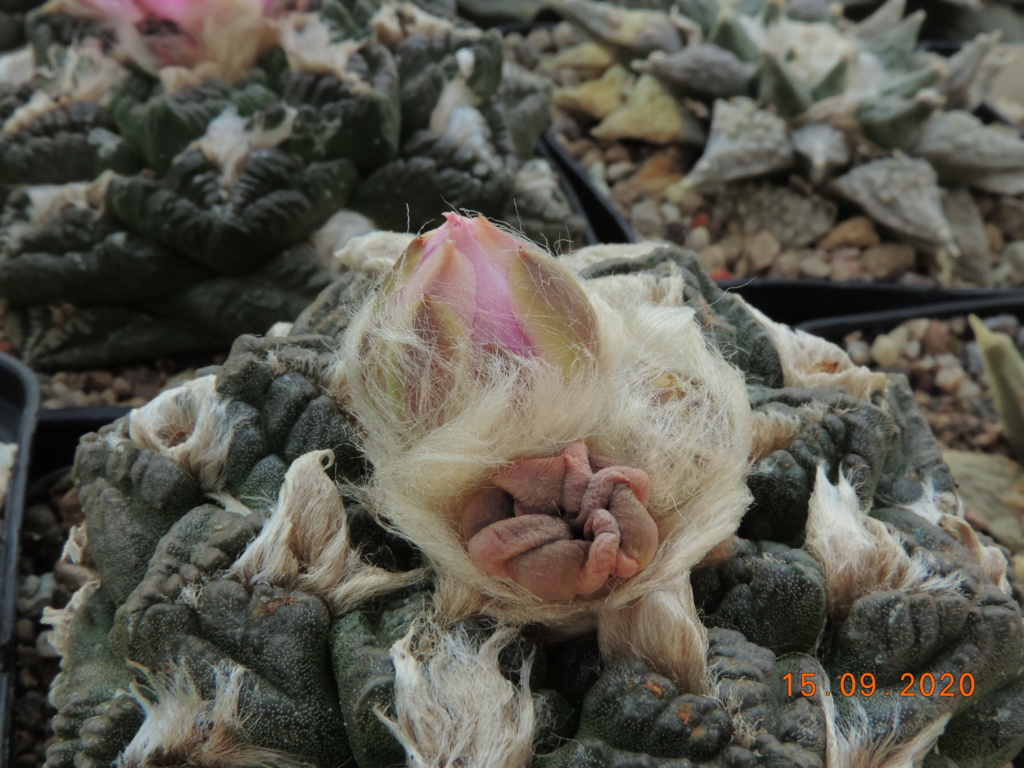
[783,672,976,698]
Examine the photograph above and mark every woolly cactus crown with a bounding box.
[43,215,1024,768]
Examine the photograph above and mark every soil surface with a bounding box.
[840,312,1020,457]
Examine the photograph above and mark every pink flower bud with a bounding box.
[384,212,600,375]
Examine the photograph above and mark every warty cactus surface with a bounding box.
[544,0,1024,283]
[44,214,1024,768]
[0,0,581,370]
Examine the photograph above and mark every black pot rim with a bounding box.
[795,295,1024,342]
[0,352,40,764]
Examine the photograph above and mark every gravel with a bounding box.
[504,23,1024,288]
[10,472,78,768]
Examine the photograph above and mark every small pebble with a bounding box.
[687,226,711,251]
[958,379,983,399]
[630,198,664,239]
[862,243,916,281]
[660,203,681,223]
[870,334,903,368]
[799,252,831,279]
[16,618,34,645]
[847,339,871,367]
[768,249,803,278]
[746,231,781,272]
[19,575,39,600]
[818,216,880,249]
[830,247,863,281]
[606,161,635,183]
[935,365,966,393]
[699,245,728,272]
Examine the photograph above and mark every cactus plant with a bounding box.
[532,0,1024,285]
[42,213,1024,767]
[0,0,582,370]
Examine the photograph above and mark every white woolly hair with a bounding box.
[273,12,365,85]
[333,230,415,275]
[118,661,311,768]
[940,515,1015,595]
[127,375,234,493]
[3,39,126,134]
[829,704,950,768]
[383,619,537,768]
[42,520,100,674]
[744,303,889,401]
[229,449,426,614]
[804,468,963,619]
[42,579,100,663]
[313,210,380,271]
[190,107,297,190]
[341,255,754,686]
[370,2,474,51]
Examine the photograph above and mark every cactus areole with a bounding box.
[47,214,1024,768]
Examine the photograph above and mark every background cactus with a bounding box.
[0,0,583,370]
[42,224,1024,767]
[518,0,1024,286]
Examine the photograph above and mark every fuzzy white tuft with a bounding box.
[596,581,709,693]
[229,450,425,614]
[274,12,364,85]
[333,230,415,275]
[41,579,100,663]
[127,376,234,493]
[371,3,471,50]
[383,620,537,768]
[559,242,669,274]
[118,661,310,768]
[312,210,379,271]
[940,515,1014,594]
[830,705,950,768]
[745,304,888,400]
[190,107,297,190]
[3,39,126,134]
[804,468,961,618]
[343,255,753,686]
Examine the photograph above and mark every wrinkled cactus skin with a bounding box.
[48,240,1024,767]
[0,0,579,369]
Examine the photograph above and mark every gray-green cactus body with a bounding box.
[536,630,829,767]
[282,43,402,172]
[0,99,142,184]
[49,239,1024,765]
[3,0,582,368]
[47,324,413,766]
[110,70,281,174]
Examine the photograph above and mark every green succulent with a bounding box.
[545,0,1024,281]
[44,230,1024,767]
[0,0,581,369]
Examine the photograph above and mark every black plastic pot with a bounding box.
[720,280,1017,329]
[0,353,40,763]
[534,135,602,248]
[29,407,132,486]
[795,295,1024,343]
[539,130,636,245]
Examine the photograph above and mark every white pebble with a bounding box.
[957,379,983,399]
[847,340,871,367]
[935,365,966,393]
[870,334,903,368]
